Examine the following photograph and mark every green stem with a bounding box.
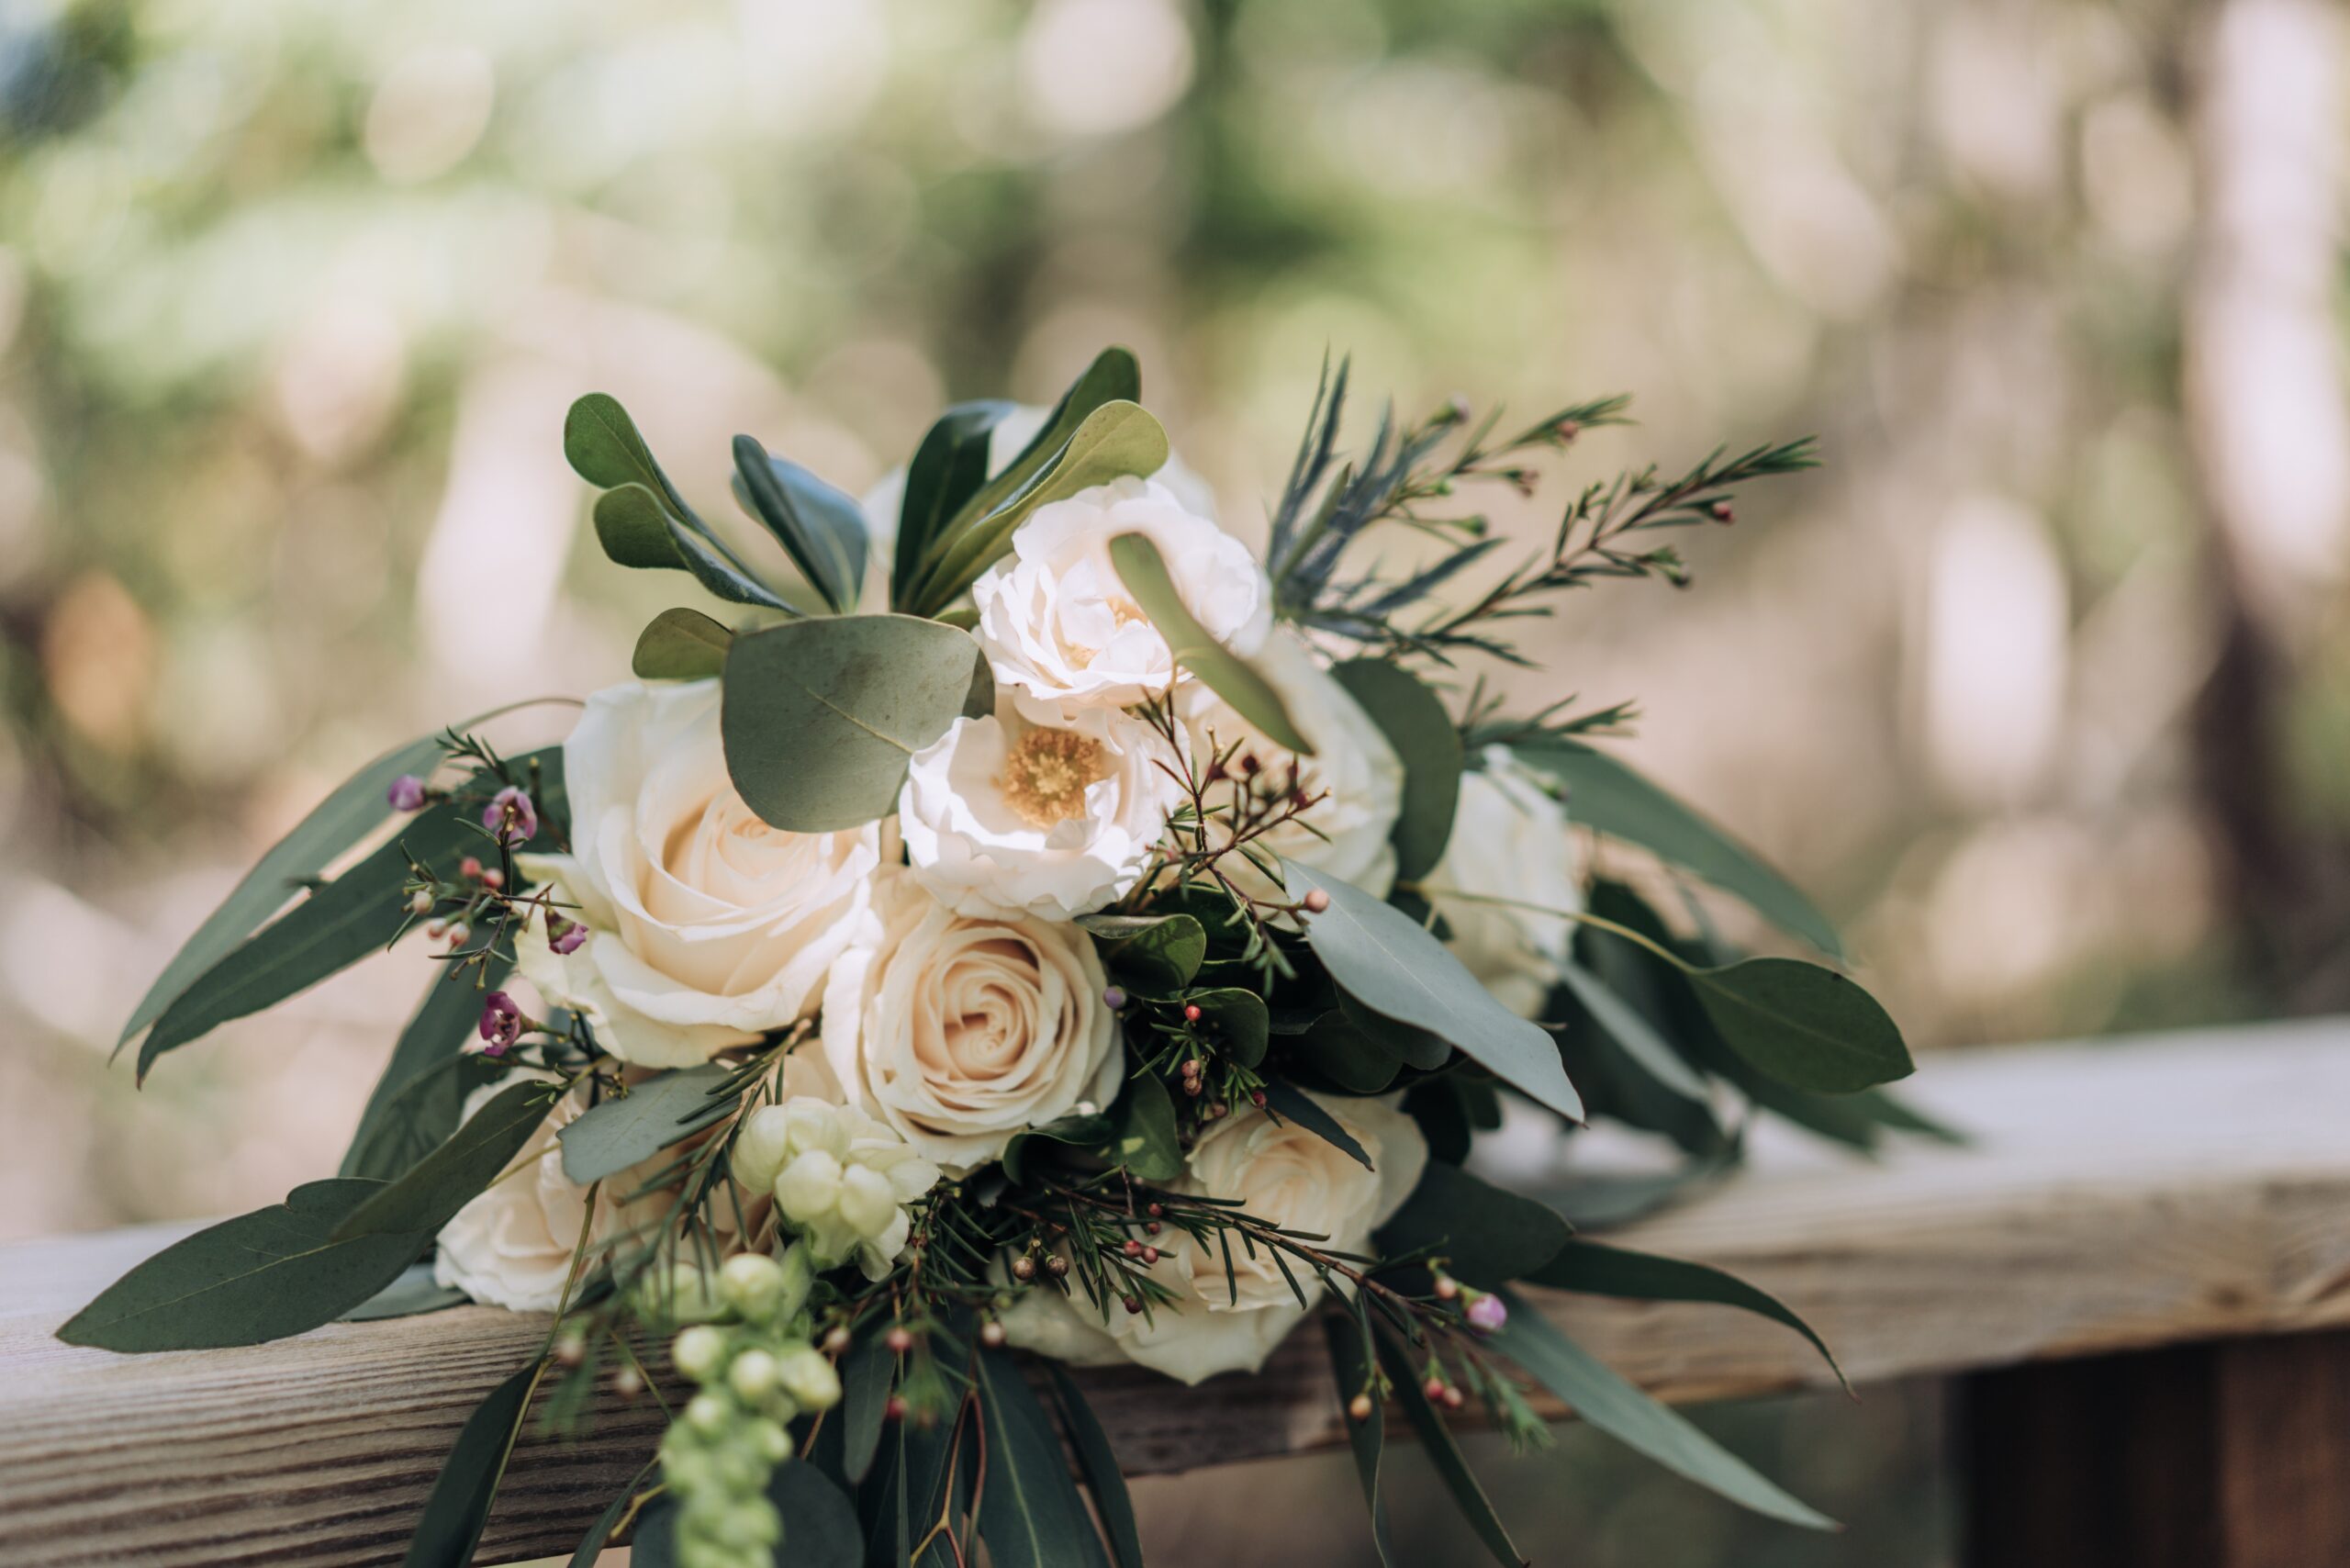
[1393,884,1695,972]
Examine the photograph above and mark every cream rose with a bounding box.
[432,1077,667,1312]
[515,681,883,1069]
[999,1092,1427,1384]
[1426,748,1584,1018]
[900,700,1185,921]
[820,873,1121,1174]
[972,475,1272,723]
[1180,629,1405,896]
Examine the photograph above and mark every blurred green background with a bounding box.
[5,0,2347,1562]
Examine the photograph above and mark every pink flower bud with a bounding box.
[386,775,427,812]
[478,991,523,1054]
[484,786,537,846]
[1303,889,1331,914]
[459,857,483,881]
[1465,1293,1507,1332]
[548,914,588,956]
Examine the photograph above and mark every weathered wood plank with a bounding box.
[3,1016,2347,1564]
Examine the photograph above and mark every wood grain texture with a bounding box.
[5,1016,2349,1564]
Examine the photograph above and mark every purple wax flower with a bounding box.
[1465,1293,1508,1332]
[1102,985,1127,1011]
[478,991,524,1055]
[386,775,428,812]
[485,786,537,846]
[549,914,588,956]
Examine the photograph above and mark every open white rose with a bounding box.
[1180,629,1404,896]
[1000,1092,1427,1384]
[821,873,1121,1175]
[972,476,1271,723]
[516,681,882,1068]
[900,700,1185,921]
[432,1077,667,1312]
[1426,747,1584,1018]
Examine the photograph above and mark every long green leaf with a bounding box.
[341,1261,468,1321]
[330,1079,558,1242]
[841,1332,894,1485]
[1285,862,1583,1121]
[1524,1238,1847,1392]
[1111,532,1312,754]
[918,400,1169,615]
[1690,957,1911,1092]
[1259,1080,1372,1170]
[720,614,980,832]
[973,1347,1113,1568]
[1324,1311,1396,1566]
[341,957,512,1182]
[1489,1290,1834,1529]
[404,1359,540,1568]
[1555,958,1711,1103]
[1371,1328,1521,1567]
[59,1180,426,1351]
[768,1459,864,1567]
[1509,741,1843,958]
[558,1065,734,1185]
[138,809,473,1081]
[893,402,1012,610]
[568,1460,657,1567]
[1045,1364,1146,1568]
[732,436,868,611]
[1332,660,1461,882]
[120,731,443,1047]
[1375,1158,1570,1286]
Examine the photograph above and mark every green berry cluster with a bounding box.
[656,1246,840,1568]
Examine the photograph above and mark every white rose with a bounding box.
[900,701,1185,921]
[820,873,1121,1175]
[1179,629,1404,896]
[972,476,1271,723]
[1000,1092,1427,1385]
[432,1077,667,1312]
[1425,748,1583,1018]
[516,681,883,1069]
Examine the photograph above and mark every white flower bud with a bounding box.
[732,1107,793,1194]
[775,1344,842,1412]
[685,1391,730,1434]
[727,1349,779,1402]
[673,1325,728,1383]
[775,1150,843,1222]
[836,1163,896,1238]
[719,1253,786,1320]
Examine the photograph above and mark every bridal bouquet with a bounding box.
[70,350,1922,1567]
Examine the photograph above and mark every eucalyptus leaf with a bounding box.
[1284,1009,1404,1094]
[1109,1070,1182,1181]
[894,401,1012,609]
[1690,957,1912,1092]
[720,614,981,832]
[565,392,687,507]
[1324,1312,1396,1567]
[59,1179,426,1351]
[1371,1328,1520,1567]
[632,607,733,680]
[917,400,1169,614]
[731,436,868,612]
[1375,1158,1570,1286]
[841,1332,895,1485]
[1490,1290,1834,1529]
[1285,861,1583,1122]
[1337,992,1452,1071]
[1077,911,1205,990]
[591,483,688,571]
[331,1080,558,1242]
[1556,958,1711,1103]
[559,1065,735,1185]
[1331,659,1461,882]
[119,730,443,1049]
[1111,532,1312,755]
[1510,740,1843,958]
[974,1348,1113,1568]
[766,1459,863,1568]
[341,1262,469,1322]
[1526,1238,1847,1392]
[341,957,513,1182]
[660,503,799,611]
[1045,1364,1146,1568]
[1188,987,1270,1067]
[403,1359,539,1568]
[1259,1080,1371,1170]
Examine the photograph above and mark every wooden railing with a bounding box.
[4,1016,2348,1566]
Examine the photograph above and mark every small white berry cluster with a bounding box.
[654,1247,839,1568]
[733,1097,941,1281]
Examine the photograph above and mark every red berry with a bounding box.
[1145,1221,1161,1236]
[885,1327,915,1354]
[1123,1295,1143,1315]
[1123,1238,1143,1258]
[885,1395,908,1422]
[1141,1247,1158,1265]
[1348,1393,1374,1422]
[1183,1004,1203,1023]
[1423,1376,1447,1401]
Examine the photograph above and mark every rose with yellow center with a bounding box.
[899,701,1184,921]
